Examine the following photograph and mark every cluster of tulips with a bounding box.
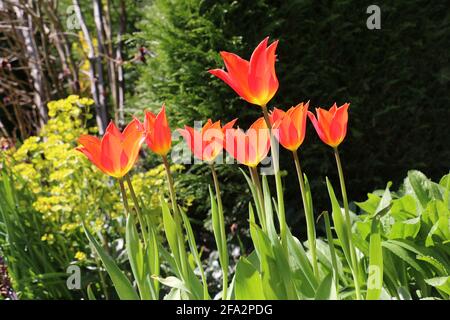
[77,37,364,300]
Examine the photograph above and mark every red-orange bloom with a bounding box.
[307,103,350,148]
[270,102,309,151]
[178,119,237,162]
[144,104,172,156]
[209,37,279,107]
[224,117,271,167]
[76,119,145,178]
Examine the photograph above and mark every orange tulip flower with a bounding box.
[76,119,145,178]
[224,117,271,167]
[209,37,279,107]
[144,104,172,156]
[307,103,350,148]
[270,102,309,151]
[178,119,237,162]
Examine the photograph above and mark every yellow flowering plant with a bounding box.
[0,96,186,299]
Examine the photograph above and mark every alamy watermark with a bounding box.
[170,123,278,175]
[367,5,381,30]
[66,265,81,290]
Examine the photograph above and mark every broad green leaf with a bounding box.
[389,239,449,272]
[417,255,448,276]
[439,173,450,207]
[389,217,421,240]
[366,218,383,300]
[161,198,181,270]
[262,175,277,243]
[180,206,209,300]
[126,213,151,300]
[355,193,381,215]
[248,208,288,299]
[326,178,351,266]
[323,211,340,296]
[83,223,139,300]
[153,276,191,293]
[422,199,449,226]
[146,225,160,298]
[286,230,318,296]
[315,273,337,300]
[426,216,450,246]
[373,182,392,218]
[390,195,418,221]
[406,170,443,209]
[422,200,450,246]
[425,276,450,296]
[382,240,425,274]
[234,256,265,300]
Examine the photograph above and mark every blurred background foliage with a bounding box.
[0,0,449,299]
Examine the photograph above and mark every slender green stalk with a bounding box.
[118,179,131,216]
[292,151,319,279]
[209,164,229,300]
[161,155,189,287]
[261,104,287,253]
[249,166,266,230]
[323,211,340,297]
[125,174,148,243]
[96,257,110,300]
[333,147,362,300]
[161,156,180,220]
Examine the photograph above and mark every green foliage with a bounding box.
[0,96,185,299]
[355,170,450,299]
[0,96,108,299]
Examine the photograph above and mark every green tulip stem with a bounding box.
[125,174,148,244]
[333,147,362,300]
[261,104,288,254]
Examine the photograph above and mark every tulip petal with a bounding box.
[76,135,108,173]
[329,103,349,146]
[101,132,123,177]
[248,38,269,101]
[220,51,251,98]
[270,107,285,127]
[308,111,328,144]
[105,121,123,141]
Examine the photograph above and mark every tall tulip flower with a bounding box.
[178,118,236,299]
[209,37,279,107]
[309,102,361,298]
[270,101,319,277]
[271,102,309,151]
[76,119,144,178]
[144,104,172,156]
[224,117,270,168]
[210,36,287,255]
[307,103,349,148]
[178,119,237,163]
[143,105,195,295]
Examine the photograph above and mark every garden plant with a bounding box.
[0,1,449,302]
